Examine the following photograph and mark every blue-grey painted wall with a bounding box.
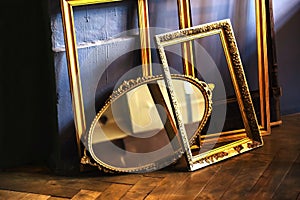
[273,0,300,115]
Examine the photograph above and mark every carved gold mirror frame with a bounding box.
[155,19,263,171]
[85,74,213,173]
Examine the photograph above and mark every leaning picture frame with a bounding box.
[60,0,153,159]
[145,0,271,144]
[60,0,124,159]
[155,19,263,171]
[174,0,271,143]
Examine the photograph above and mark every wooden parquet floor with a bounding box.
[0,114,300,200]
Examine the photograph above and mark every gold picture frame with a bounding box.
[155,19,263,170]
[60,0,153,159]
[177,0,195,77]
[256,0,271,132]
[174,0,271,143]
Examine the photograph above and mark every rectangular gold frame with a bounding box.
[155,19,263,171]
[60,0,152,158]
[256,0,271,132]
[174,0,271,143]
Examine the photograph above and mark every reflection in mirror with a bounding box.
[87,74,212,173]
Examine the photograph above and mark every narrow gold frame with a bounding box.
[177,0,195,77]
[60,0,152,158]
[174,0,271,143]
[155,19,263,171]
[256,0,271,134]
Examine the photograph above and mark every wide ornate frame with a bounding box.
[155,19,263,171]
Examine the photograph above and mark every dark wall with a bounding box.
[275,6,300,115]
[0,2,57,168]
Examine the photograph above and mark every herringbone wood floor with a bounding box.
[0,114,299,200]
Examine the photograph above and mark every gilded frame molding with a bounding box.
[155,19,263,171]
[255,0,271,133]
[177,0,195,77]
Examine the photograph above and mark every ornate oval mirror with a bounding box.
[87,74,212,173]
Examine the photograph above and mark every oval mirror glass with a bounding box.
[87,74,212,173]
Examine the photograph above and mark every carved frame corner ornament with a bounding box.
[155,19,263,171]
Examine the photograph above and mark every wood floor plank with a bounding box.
[144,172,190,199]
[71,189,102,200]
[253,114,300,156]
[0,189,51,200]
[193,151,268,200]
[121,176,162,200]
[272,152,300,200]
[0,172,113,198]
[220,153,273,199]
[0,172,79,198]
[163,164,222,200]
[45,177,111,193]
[96,183,132,200]
[47,197,70,200]
[246,148,299,199]
[99,174,144,185]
